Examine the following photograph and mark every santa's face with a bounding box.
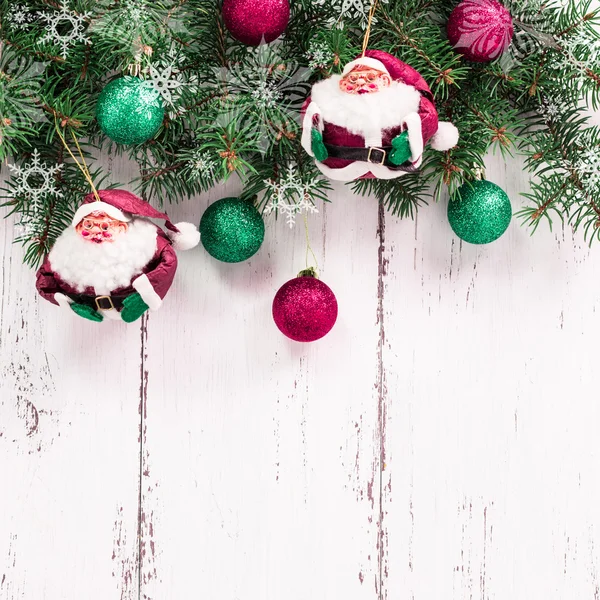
[339,66,391,95]
[75,211,128,244]
[49,217,158,295]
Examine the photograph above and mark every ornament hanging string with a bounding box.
[361,0,380,57]
[303,212,319,275]
[54,119,101,202]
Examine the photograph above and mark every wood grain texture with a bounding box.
[1,151,599,600]
[0,156,142,600]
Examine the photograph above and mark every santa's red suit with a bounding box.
[301,50,459,181]
[36,189,200,322]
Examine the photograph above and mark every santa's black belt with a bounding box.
[323,144,419,172]
[67,292,129,311]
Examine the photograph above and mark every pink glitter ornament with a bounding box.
[272,273,338,343]
[222,0,290,46]
[447,0,514,63]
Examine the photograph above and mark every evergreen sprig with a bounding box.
[1,0,600,266]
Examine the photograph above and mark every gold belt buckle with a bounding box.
[367,147,387,165]
[95,295,115,311]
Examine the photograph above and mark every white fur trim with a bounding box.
[72,201,131,226]
[313,160,414,182]
[168,222,200,251]
[54,292,74,309]
[102,308,123,321]
[49,218,158,295]
[301,102,324,157]
[342,57,389,76]
[310,77,421,143]
[132,274,162,311]
[430,122,460,151]
[403,112,424,164]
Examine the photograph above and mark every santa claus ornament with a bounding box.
[301,50,460,182]
[36,189,200,323]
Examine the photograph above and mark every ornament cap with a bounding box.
[297,267,318,279]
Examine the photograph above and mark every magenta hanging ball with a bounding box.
[222,0,290,46]
[272,273,338,343]
[447,0,514,63]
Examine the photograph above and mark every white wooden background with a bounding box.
[1,144,600,600]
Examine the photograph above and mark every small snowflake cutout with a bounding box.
[264,165,320,228]
[306,40,335,70]
[39,0,91,59]
[576,148,600,190]
[313,0,388,30]
[145,64,183,106]
[8,149,63,204]
[7,5,35,30]
[188,149,216,180]
[251,80,283,110]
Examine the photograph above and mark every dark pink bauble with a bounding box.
[447,0,514,63]
[272,276,338,343]
[222,0,290,46]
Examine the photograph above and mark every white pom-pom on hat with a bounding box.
[430,122,460,151]
[167,222,201,251]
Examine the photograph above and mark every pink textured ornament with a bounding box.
[447,0,514,63]
[222,0,290,46]
[272,273,338,343]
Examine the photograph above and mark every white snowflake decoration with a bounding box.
[576,148,600,191]
[306,40,334,70]
[313,0,388,30]
[91,1,185,54]
[210,44,309,155]
[552,24,600,86]
[8,149,63,204]
[251,80,283,110]
[264,165,320,228]
[188,149,216,180]
[6,5,35,31]
[145,64,183,106]
[39,0,91,59]
[539,96,568,122]
[140,46,196,117]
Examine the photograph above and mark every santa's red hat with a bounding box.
[345,50,459,152]
[72,189,200,251]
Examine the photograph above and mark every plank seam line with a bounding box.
[377,198,387,600]
[137,313,148,600]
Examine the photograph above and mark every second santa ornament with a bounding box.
[301,50,459,182]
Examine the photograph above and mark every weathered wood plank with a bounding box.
[2,148,600,600]
[380,156,600,600]
[0,157,143,600]
[138,181,383,600]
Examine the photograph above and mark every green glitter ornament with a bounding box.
[448,180,512,245]
[96,77,164,145]
[200,197,265,263]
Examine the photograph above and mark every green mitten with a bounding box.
[389,131,412,166]
[70,302,104,322]
[311,128,328,162]
[121,292,150,323]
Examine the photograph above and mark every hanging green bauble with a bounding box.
[200,197,265,263]
[96,77,164,145]
[448,180,512,244]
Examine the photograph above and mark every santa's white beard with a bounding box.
[311,75,422,139]
[49,218,158,295]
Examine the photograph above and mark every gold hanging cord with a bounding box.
[303,212,320,273]
[54,118,101,202]
[361,0,380,57]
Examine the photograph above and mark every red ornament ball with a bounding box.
[222,0,290,46]
[447,0,514,63]
[272,274,338,343]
